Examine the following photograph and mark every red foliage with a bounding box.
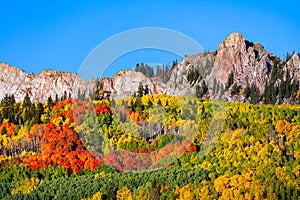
[187,142,197,153]
[22,100,102,173]
[51,99,94,126]
[95,104,111,115]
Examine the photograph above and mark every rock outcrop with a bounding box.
[165,52,215,96]
[104,70,165,98]
[286,52,300,81]
[210,32,274,93]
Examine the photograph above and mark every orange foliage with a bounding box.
[0,121,16,136]
[130,112,143,124]
[23,123,102,172]
[95,104,111,115]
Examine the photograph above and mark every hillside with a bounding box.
[1,95,300,199]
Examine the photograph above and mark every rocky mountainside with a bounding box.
[165,32,300,103]
[0,32,299,103]
[210,32,273,92]
[0,63,96,102]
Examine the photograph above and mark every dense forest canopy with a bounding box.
[0,88,300,199]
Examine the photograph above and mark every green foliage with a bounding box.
[196,81,208,98]
[137,82,144,97]
[155,64,173,83]
[1,167,208,199]
[135,63,154,78]
[264,57,298,104]
[225,71,234,90]
[47,96,53,109]
[153,134,182,150]
[135,63,173,83]
[249,83,260,104]
[230,83,239,95]
[187,67,201,86]
[1,94,16,123]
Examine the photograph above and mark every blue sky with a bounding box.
[0,0,299,78]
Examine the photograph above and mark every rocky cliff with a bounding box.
[0,63,96,102]
[210,32,274,93]
[1,32,299,103]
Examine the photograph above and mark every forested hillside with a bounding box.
[0,92,300,199]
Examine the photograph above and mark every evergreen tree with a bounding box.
[135,63,140,72]
[146,98,153,109]
[144,85,150,95]
[220,84,225,96]
[202,80,208,95]
[225,71,234,90]
[231,83,239,95]
[77,89,81,99]
[244,83,251,99]
[212,78,217,96]
[137,82,144,97]
[172,59,178,68]
[156,65,161,77]
[63,91,68,100]
[81,90,86,100]
[55,93,59,103]
[196,81,208,98]
[6,95,16,123]
[216,81,220,95]
[1,94,10,120]
[187,67,201,86]
[30,104,36,123]
[285,52,290,62]
[23,93,31,122]
[23,93,31,108]
[11,94,16,104]
[264,83,271,104]
[264,58,285,104]
[157,99,162,106]
[285,70,291,98]
[47,96,54,109]
[162,64,165,82]
[291,80,298,100]
[196,85,201,98]
[36,103,44,124]
[250,83,260,104]
[278,82,286,104]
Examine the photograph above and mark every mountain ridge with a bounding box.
[1,32,299,103]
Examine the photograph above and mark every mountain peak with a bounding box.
[210,32,273,96]
[292,52,300,59]
[218,32,245,51]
